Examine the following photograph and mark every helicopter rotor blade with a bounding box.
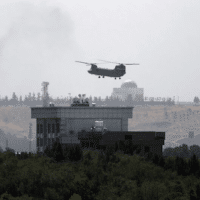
[124,63,140,65]
[98,59,120,64]
[76,61,90,64]
[98,59,139,65]
[76,61,105,65]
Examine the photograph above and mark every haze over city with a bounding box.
[0,0,200,101]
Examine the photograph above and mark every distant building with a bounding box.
[111,79,144,101]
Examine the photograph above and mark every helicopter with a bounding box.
[75,60,139,79]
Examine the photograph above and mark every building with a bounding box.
[31,102,133,152]
[31,100,165,156]
[111,79,144,101]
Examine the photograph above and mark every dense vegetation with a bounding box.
[1,140,200,199]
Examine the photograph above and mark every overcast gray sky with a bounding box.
[0,0,200,102]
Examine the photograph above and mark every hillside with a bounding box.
[0,104,200,152]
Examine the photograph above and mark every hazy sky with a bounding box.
[0,0,200,102]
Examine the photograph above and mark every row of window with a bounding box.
[37,123,60,133]
[37,133,55,138]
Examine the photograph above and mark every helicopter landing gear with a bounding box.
[98,76,100,78]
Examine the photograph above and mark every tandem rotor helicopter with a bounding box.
[75,59,139,79]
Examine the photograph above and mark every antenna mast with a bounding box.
[41,82,49,107]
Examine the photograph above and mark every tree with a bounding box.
[5,147,15,154]
[179,144,190,159]
[23,95,30,106]
[4,96,9,106]
[189,154,200,176]
[28,92,32,101]
[53,142,64,162]
[104,96,109,106]
[9,92,18,106]
[189,145,200,159]
[37,92,41,101]
[195,182,200,200]
[94,96,98,104]
[194,96,199,105]
[19,95,23,105]
[32,92,36,101]
[11,92,18,101]
[166,98,174,106]
[0,146,3,153]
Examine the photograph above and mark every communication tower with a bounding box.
[41,82,49,107]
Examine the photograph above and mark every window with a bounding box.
[48,123,51,133]
[37,138,39,147]
[37,124,40,134]
[125,135,132,140]
[40,124,43,133]
[56,123,60,133]
[52,124,55,133]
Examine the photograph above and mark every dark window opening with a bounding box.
[125,135,132,140]
[37,138,39,147]
[52,124,55,133]
[37,124,40,134]
[48,123,51,133]
[40,124,43,133]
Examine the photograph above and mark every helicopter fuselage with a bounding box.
[76,60,138,79]
[88,67,126,77]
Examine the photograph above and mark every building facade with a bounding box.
[31,106,133,152]
[111,79,144,101]
[31,104,165,156]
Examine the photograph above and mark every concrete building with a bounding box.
[31,104,133,152]
[111,79,144,101]
[31,101,165,156]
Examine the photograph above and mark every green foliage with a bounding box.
[194,96,199,104]
[5,147,15,154]
[195,182,200,199]
[118,140,125,152]
[69,193,82,200]
[53,142,64,162]
[68,144,83,162]
[0,191,34,200]
[2,142,200,199]
[43,187,60,200]
[0,146,3,154]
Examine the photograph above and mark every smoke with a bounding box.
[0,1,79,97]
